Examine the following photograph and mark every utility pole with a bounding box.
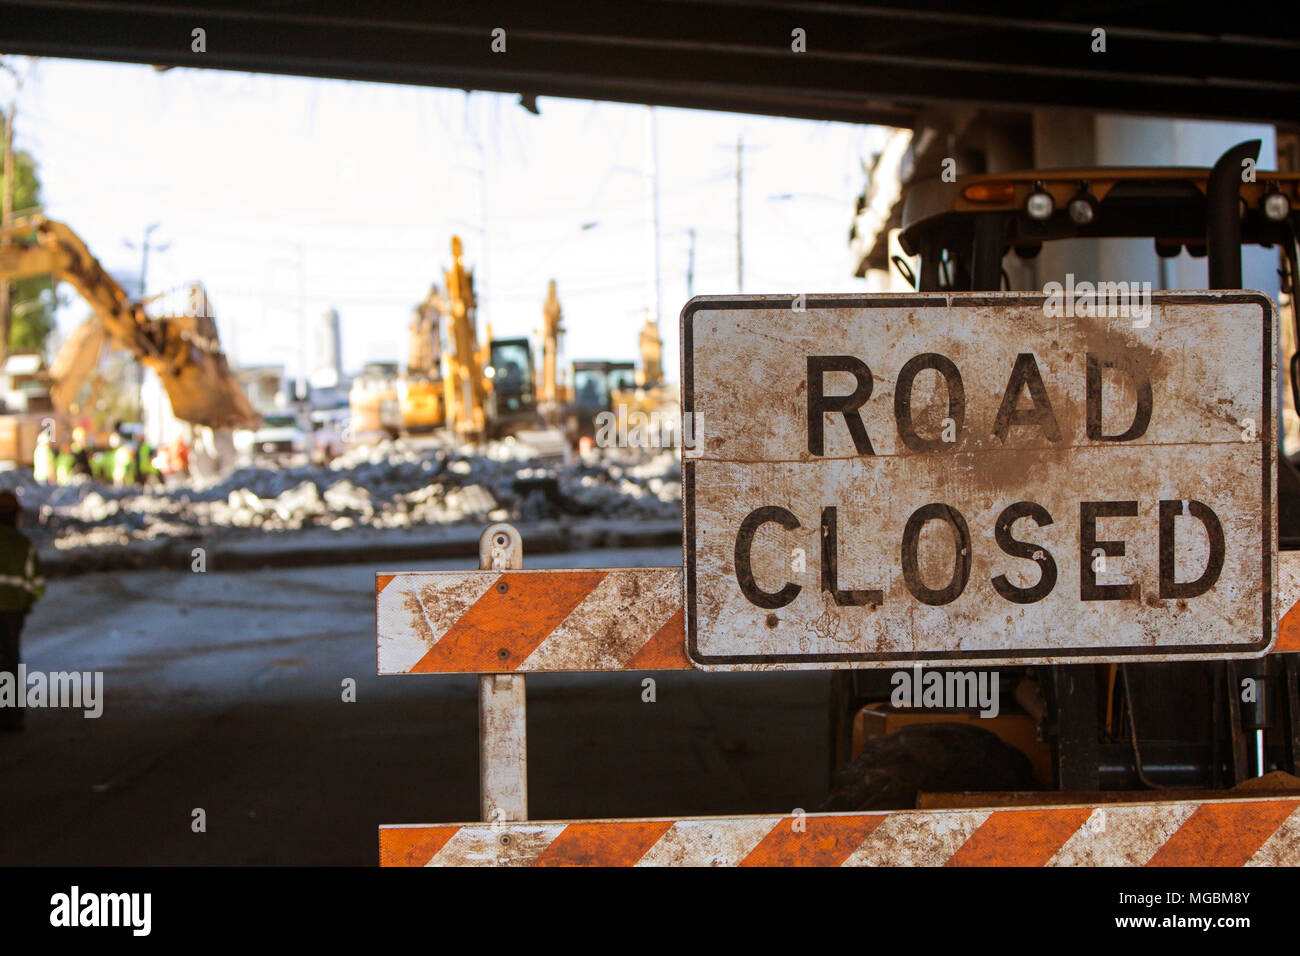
[735,136,744,293]
[476,158,488,332]
[686,227,696,298]
[296,242,305,398]
[461,93,491,332]
[646,106,662,328]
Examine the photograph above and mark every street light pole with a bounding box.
[123,222,168,417]
[133,222,167,300]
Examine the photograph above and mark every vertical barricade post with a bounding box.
[477,523,527,824]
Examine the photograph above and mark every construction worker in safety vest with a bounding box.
[54,443,75,486]
[0,490,44,732]
[68,427,92,480]
[32,430,55,485]
[89,446,110,482]
[109,432,136,486]
[136,437,160,487]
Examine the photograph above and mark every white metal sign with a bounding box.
[681,292,1276,669]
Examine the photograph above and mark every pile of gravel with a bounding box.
[3,438,682,551]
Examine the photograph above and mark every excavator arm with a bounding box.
[0,216,259,430]
[440,235,490,440]
[539,279,563,405]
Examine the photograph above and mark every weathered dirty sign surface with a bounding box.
[681,292,1276,669]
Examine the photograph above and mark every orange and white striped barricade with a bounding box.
[380,797,1300,867]
[376,525,1300,867]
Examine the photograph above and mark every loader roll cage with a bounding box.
[896,140,1300,549]
[898,148,1300,297]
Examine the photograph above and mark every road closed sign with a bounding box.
[681,292,1276,669]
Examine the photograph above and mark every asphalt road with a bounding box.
[0,546,831,865]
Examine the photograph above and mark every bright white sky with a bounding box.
[8,57,885,383]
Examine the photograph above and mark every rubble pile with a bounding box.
[4,439,682,552]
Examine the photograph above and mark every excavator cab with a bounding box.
[571,360,635,413]
[565,359,636,445]
[484,337,539,437]
[572,363,612,412]
[828,141,1300,806]
[607,362,638,395]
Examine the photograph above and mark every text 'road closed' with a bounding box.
[682,294,1274,669]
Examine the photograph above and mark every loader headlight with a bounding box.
[1025,185,1054,221]
[1263,188,1291,222]
[1067,186,1097,225]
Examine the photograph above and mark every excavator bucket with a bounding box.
[145,347,261,430]
[145,284,261,431]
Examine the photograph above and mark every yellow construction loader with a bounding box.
[563,311,680,449]
[610,311,673,412]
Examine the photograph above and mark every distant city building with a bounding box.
[237,364,290,412]
[311,307,343,389]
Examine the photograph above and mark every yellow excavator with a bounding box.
[0,216,259,463]
[383,236,549,444]
[440,234,517,442]
[376,236,492,441]
[537,279,565,416]
[385,236,670,450]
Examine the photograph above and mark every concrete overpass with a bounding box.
[0,2,1297,128]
